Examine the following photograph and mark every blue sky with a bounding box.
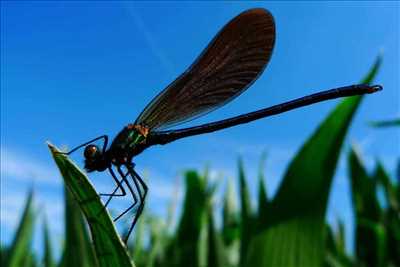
[1,1,399,256]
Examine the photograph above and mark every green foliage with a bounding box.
[170,170,210,267]
[369,118,400,128]
[246,65,376,267]
[48,144,135,267]
[349,147,382,221]
[4,139,399,267]
[43,218,55,267]
[6,190,35,267]
[2,56,398,267]
[349,146,386,267]
[374,163,400,265]
[257,153,269,224]
[237,158,253,267]
[222,178,240,267]
[346,150,400,267]
[222,178,239,246]
[59,187,98,267]
[246,54,381,267]
[206,200,226,267]
[325,221,353,267]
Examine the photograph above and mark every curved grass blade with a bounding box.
[48,143,135,267]
[171,170,209,267]
[43,218,55,267]
[245,55,382,267]
[59,187,98,267]
[6,189,35,267]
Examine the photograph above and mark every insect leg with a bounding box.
[122,164,148,244]
[96,166,137,218]
[129,166,148,202]
[58,135,109,155]
[101,167,138,209]
[112,166,140,225]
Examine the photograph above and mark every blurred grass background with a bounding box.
[1,58,399,267]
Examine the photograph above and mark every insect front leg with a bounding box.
[58,135,109,155]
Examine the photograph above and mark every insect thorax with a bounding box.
[109,124,148,163]
[126,128,147,149]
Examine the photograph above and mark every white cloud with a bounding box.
[0,188,63,227]
[0,147,65,244]
[0,194,25,229]
[146,170,182,201]
[1,147,60,185]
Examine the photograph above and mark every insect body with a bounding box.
[62,8,382,244]
[83,124,148,171]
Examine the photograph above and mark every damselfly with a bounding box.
[62,8,382,243]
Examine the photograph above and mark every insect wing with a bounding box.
[135,8,276,131]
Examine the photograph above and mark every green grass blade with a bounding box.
[348,146,382,221]
[257,153,269,227]
[374,162,398,212]
[48,143,135,267]
[206,204,226,267]
[43,218,55,267]
[325,224,342,267]
[171,170,208,267]
[369,118,400,128]
[325,252,347,267]
[361,54,381,84]
[6,190,35,267]
[222,178,240,267]
[24,252,38,267]
[325,221,353,267]
[59,187,98,267]
[238,158,253,266]
[245,56,381,267]
[384,209,400,266]
[348,147,385,266]
[336,220,346,256]
[144,217,165,267]
[1,245,8,267]
[356,218,387,267]
[374,163,400,266]
[222,178,239,246]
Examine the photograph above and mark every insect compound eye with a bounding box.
[84,144,100,159]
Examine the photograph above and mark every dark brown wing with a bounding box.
[135,8,275,131]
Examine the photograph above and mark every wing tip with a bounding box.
[238,7,274,19]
